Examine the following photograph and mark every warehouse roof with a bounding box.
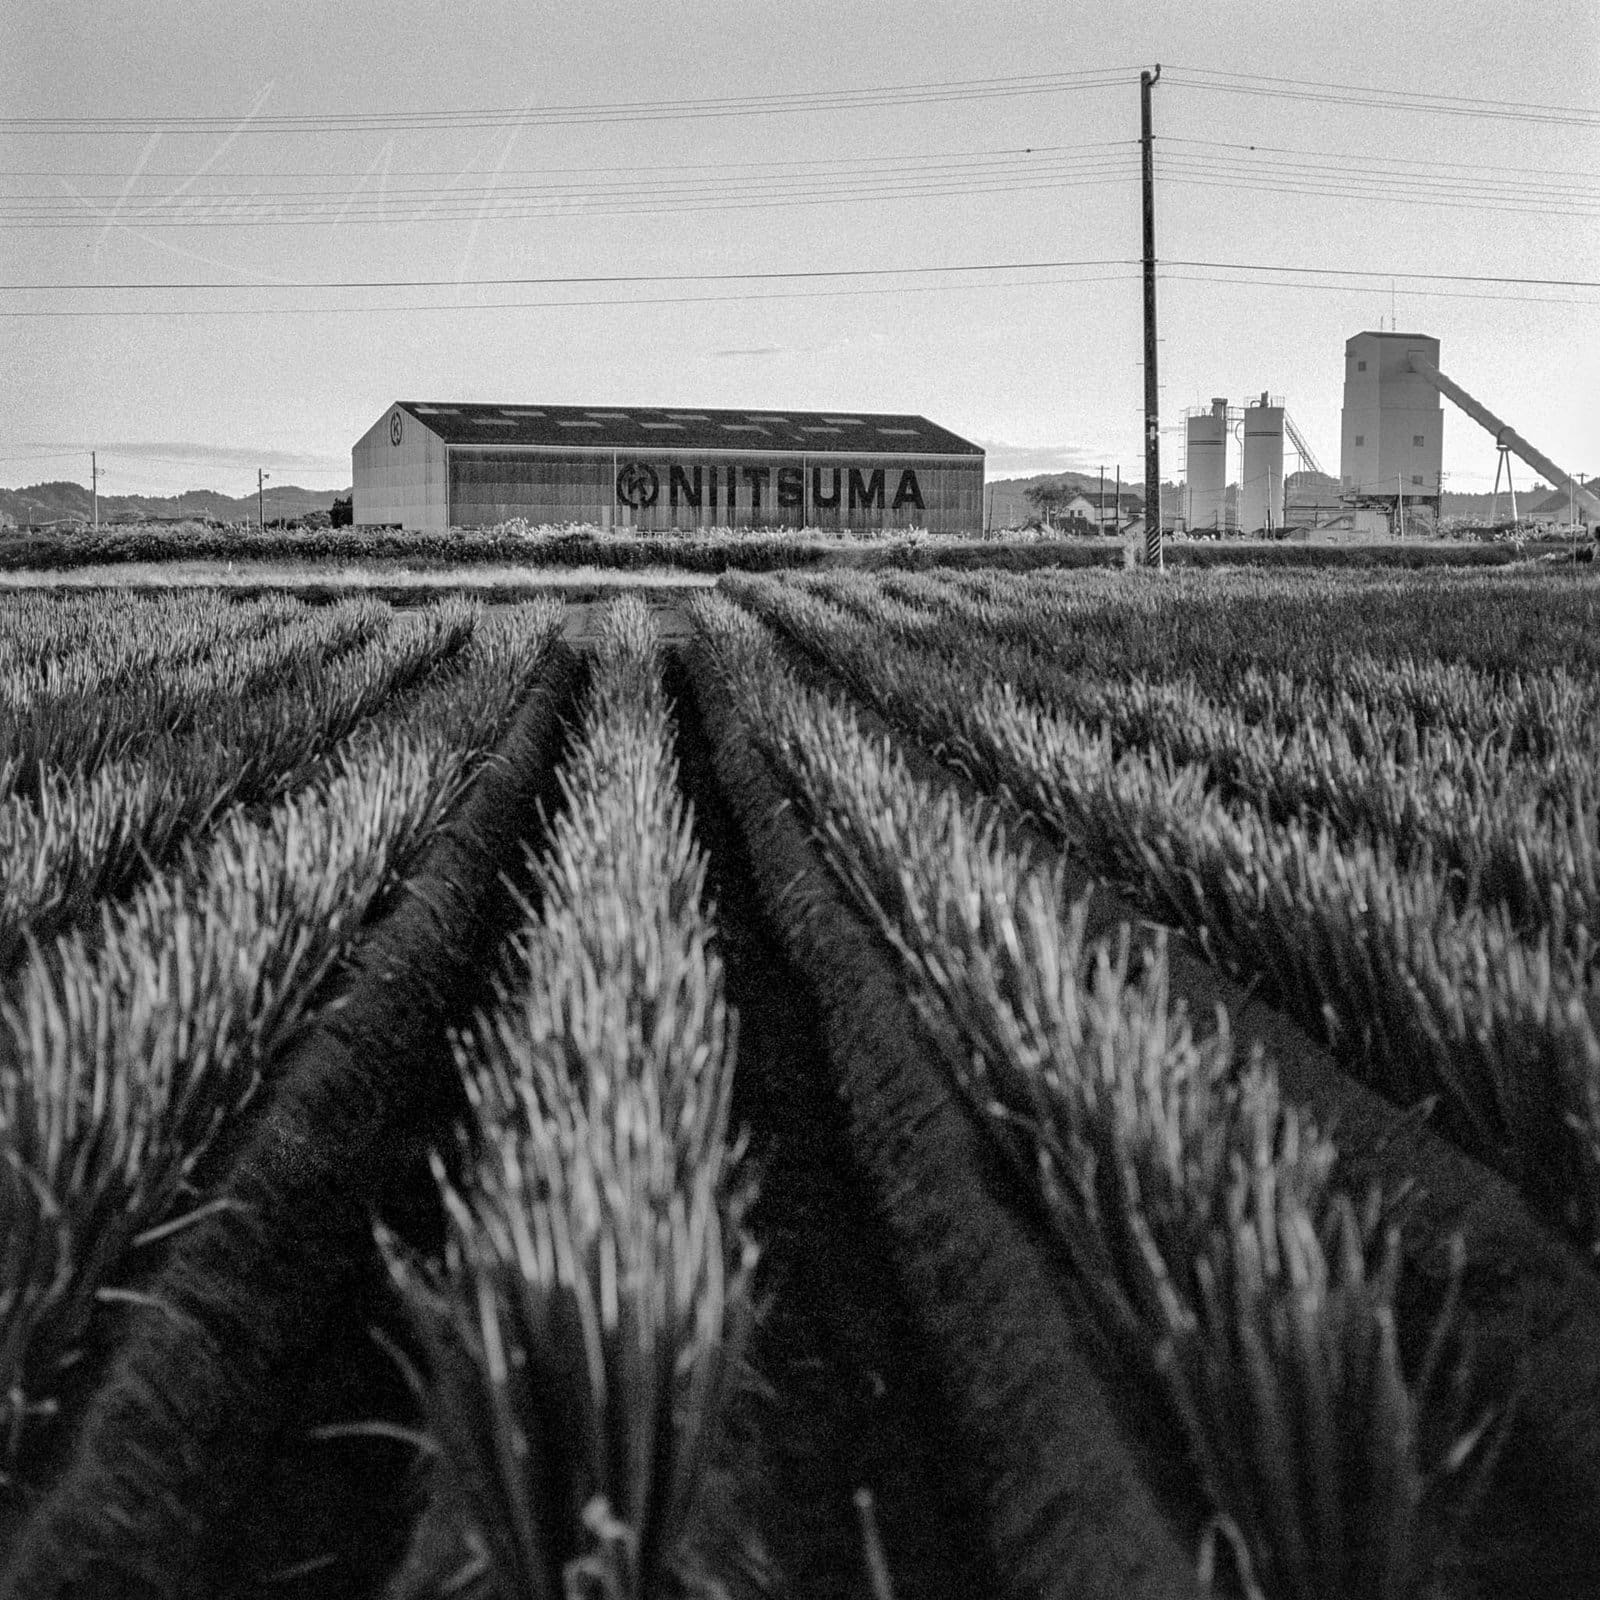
[393,402,982,457]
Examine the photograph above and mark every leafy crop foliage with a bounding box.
[0,600,564,1482]
[692,591,1497,1599]
[728,568,1600,1257]
[0,596,479,971]
[385,598,757,1600]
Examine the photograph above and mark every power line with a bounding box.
[1162,272,1592,308]
[4,259,1593,295]
[6,140,1591,231]
[2,265,1590,321]
[0,155,1142,229]
[1159,134,1599,183]
[0,175,1134,228]
[1164,65,1600,129]
[0,259,1134,292]
[1162,260,1600,288]
[0,138,1135,179]
[0,272,1142,319]
[1,151,1133,205]
[0,68,1135,135]
[1157,160,1600,222]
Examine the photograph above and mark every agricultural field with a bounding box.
[1,568,1598,1599]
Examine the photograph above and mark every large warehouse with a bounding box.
[352,401,984,534]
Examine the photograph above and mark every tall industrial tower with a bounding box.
[1185,398,1230,532]
[1339,332,1444,532]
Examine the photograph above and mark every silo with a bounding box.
[1185,398,1229,532]
[1239,393,1286,534]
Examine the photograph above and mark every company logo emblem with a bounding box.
[390,411,403,447]
[615,462,660,508]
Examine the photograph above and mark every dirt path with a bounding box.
[560,596,699,648]
[667,651,993,1600]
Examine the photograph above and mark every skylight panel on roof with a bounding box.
[558,420,603,428]
[721,423,766,433]
[499,408,544,417]
[877,427,919,436]
[413,405,460,415]
[667,413,710,421]
[748,415,789,422]
[477,417,518,426]
[640,422,684,430]
[801,426,843,434]
[822,417,862,425]
[585,411,629,419]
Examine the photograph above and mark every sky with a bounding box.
[2,0,1596,499]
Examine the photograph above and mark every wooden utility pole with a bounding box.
[258,467,269,530]
[91,451,99,530]
[1141,65,1162,569]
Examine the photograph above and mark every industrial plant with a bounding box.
[349,329,1595,542]
[352,402,983,534]
[1178,329,1599,539]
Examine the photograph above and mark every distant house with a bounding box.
[1526,481,1599,530]
[1063,491,1143,530]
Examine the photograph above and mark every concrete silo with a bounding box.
[1185,398,1229,532]
[1239,393,1286,534]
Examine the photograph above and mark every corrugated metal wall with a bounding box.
[352,407,449,530]
[446,449,982,534]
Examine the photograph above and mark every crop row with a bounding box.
[2,595,407,794]
[795,570,1600,984]
[729,571,1600,1255]
[0,595,386,730]
[0,599,478,973]
[689,590,1504,1599]
[816,568,1600,764]
[384,597,757,1600]
[0,600,564,1491]
[860,564,1600,681]
[0,590,305,693]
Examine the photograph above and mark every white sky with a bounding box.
[2,0,1596,498]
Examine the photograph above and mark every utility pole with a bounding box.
[91,451,99,530]
[258,468,269,531]
[1115,464,1122,531]
[1099,465,1105,532]
[1141,65,1162,569]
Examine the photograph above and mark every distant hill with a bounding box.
[0,480,350,529]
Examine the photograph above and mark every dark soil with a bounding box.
[666,650,993,1600]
